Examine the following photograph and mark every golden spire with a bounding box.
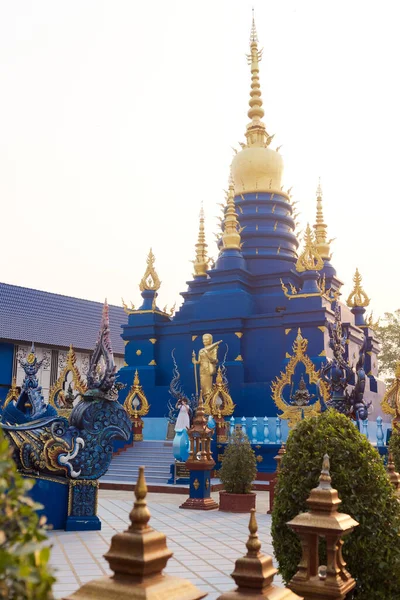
[139,248,161,292]
[193,204,209,277]
[221,174,241,250]
[313,179,331,260]
[295,224,324,273]
[245,9,271,148]
[346,268,370,308]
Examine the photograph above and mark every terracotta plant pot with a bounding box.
[219,491,256,513]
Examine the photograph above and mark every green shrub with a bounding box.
[389,429,400,472]
[219,430,257,494]
[0,428,55,599]
[271,409,400,600]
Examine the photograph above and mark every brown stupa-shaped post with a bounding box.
[217,508,301,599]
[387,451,400,500]
[287,454,358,600]
[63,467,206,600]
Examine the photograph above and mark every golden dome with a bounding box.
[231,13,283,195]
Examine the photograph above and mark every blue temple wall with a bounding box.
[0,342,14,405]
[117,189,384,440]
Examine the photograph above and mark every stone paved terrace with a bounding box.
[48,489,283,599]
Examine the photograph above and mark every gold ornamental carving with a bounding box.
[193,478,200,491]
[139,248,161,292]
[49,346,87,417]
[271,329,329,427]
[280,275,341,303]
[346,268,370,308]
[204,367,235,417]
[295,224,324,273]
[123,370,150,420]
[3,377,19,409]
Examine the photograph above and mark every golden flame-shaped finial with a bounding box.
[318,453,332,489]
[346,268,370,308]
[296,224,324,273]
[128,466,151,531]
[221,173,242,250]
[313,178,332,260]
[193,204,209,277]
[245,10,271,148]
[250,7,258,42]
[246,509,262,556]
[139,248,161,292]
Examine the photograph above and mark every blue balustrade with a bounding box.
[252,416,258,443]
[263,416,269,443]
[276,417,282,444]
[376,416,384,447]
[241,416,247,437]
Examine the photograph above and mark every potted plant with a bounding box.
[219,429,257,512]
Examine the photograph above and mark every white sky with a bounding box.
[0,0,398,319]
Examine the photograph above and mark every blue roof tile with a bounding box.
[0,283,126,354]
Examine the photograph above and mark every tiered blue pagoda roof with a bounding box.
[0,282,125,353]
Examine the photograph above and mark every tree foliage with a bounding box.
[272,410,400,600]
[389,429,400,473]
[0,428,55,599]
[219,430,257,494]
[376,309,400,382]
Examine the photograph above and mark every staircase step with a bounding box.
[102,475,169,484]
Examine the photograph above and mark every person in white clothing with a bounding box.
[174,398,190,431]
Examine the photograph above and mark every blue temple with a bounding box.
[116,20,384,443]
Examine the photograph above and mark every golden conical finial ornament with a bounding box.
[63,467,206,600]
[246,9,267,146]
[193,204,209,277]
[295,224,324,273]
[230,10,284,195]
[218,509,301,599]
[139,248,161,292]
[313,179,332,260]
[346,268,370,308]
[221,174,241,250]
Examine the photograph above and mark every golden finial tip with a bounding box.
[316,177,322,197]
[249,508,258,535]
[250,7,258,43]
[136,466,147,500]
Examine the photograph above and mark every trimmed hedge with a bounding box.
[272,409,400,600]
[219,430,257,494]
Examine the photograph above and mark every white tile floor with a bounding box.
[48,489,283,599]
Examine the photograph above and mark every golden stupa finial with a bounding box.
[139,248,161,292]
[346,268,370,308]
[313,178,332,260]
[246,509,262,556]
[245,10,271,148]
[250,7,258,43]
[221,172,242,250]
[128,466,151,532]
[295,224,324,273]
[193,203,209,277]
[133,369,140,387]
